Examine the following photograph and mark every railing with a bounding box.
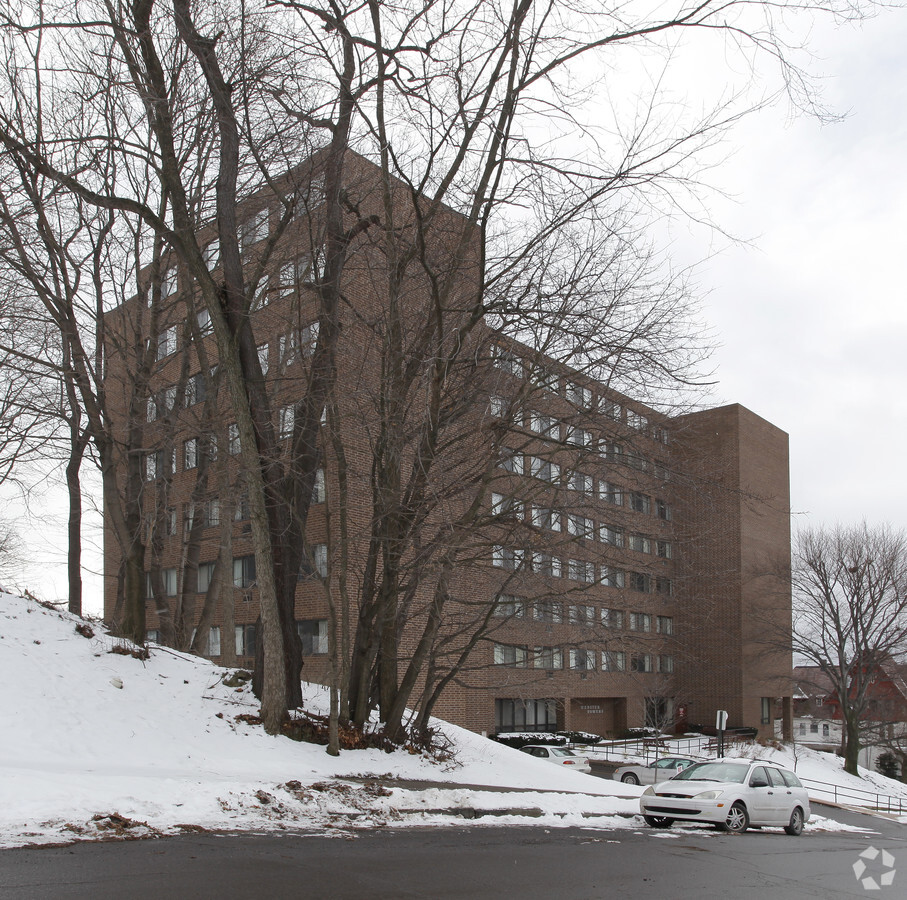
[576,733,749,764]
[800,776,907,815]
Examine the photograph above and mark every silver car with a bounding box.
[519,744,592,774]
[612,756,697,785]
[640,759,811,834]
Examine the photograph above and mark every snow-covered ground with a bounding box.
[0,591,897,848]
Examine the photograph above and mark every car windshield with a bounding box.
[672,762,749,783]
[550,748,577,757]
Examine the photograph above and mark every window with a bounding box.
[531,553,561,578]
[602,650,626,672]
[529,456,560,482]
[630,653,653,673]
[656,576,673,597]
[184,438,199,471]
[534,646,563,670]
[492,546,524,571]
[495,698,557,733]
[604,442,623,462]
[601,399,622,421]
[810,722,819,734]
[312,543,328,578]
[156,326,177,360]
[494,643,528,667]
[529,505,558,531]
[279,404,295,439]
[228,423,241,454]
[625,453,649,472]
[164,507,177,536]
[146,396,157,422]
[629,571,651,593]
[569,604,595,625]
[567,559,595,583]
[312,468,325,504]
[233,493,250,521]
[489,394,507,418]
[203,498,220,528]
[252,274,271,309]
[203,626,222,657]
[565,382,593,409]
[566,514,594,539]
[146,628,160,644]
[185,373,207,407]
[145,449,175,481]
[823,723,830,737]
[761,697,772,725]
[298,619,328,655]
[529,412,558,439]
[627,410,648,431]
[257,344,269,375]
[491,344,522,377]
[656,540,673,559]
[630,492,651,515]
[196,308,213,337]
[567,472,593,495]
[499,449,524,475]
[162,567,177,596]
[533,600,563,624]
[233,555,257,588]
[601,566,625,588]
[653,426,670,445]
[629,612,652,632]
[203,239,219,270]
[600,482,623,506]
[531,366,559,393]
[601,608,624,629]
[600,524,623,547]
[493,493,525,520]
[569,648,595,671]
[235,623,257,657]
[240,208,269,250]
[565,426,593,448]
[279,259,298,298]
[656,615,673,635]
[197,561,216,593]
[279,332,299,368]
[799,722,806,735]
[655,499,672,521]
[658,655,674,674]
[159,266,178,299]
[493,594,525,618]
[628,533,651,554]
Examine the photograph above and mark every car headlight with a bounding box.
[642,786,655,796]
[693,790,724,800]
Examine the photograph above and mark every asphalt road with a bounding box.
[1,806,904,899]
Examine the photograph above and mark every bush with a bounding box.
[876,751,900,779]
[490,733,566,750]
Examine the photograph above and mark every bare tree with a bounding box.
[0,0,881,740]
[789,524,907,775]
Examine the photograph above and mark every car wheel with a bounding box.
[621,773,640,785]
[720,802,749,834]
[643,815,674,828]
[784,807,804,836]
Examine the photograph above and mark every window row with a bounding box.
[491,547,673,593]
[493,643,674,674]
[493,595,673,633]
[147,617,328,659]
[487,358,670,444]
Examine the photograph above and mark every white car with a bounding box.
[640,759,810,834]
[612,756,697,785]
[519,744,592,774]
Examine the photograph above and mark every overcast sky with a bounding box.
[683,10,907,531]
[3,6,906,612]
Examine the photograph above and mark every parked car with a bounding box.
[640,759,810,835]
[519,745,592,774]
[613,756,697,785]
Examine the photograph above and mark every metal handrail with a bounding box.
[799,776,907,815]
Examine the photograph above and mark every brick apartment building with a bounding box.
[103,153,793,740]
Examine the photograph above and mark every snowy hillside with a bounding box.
[0,591,893,849]
[0,591,639,847]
